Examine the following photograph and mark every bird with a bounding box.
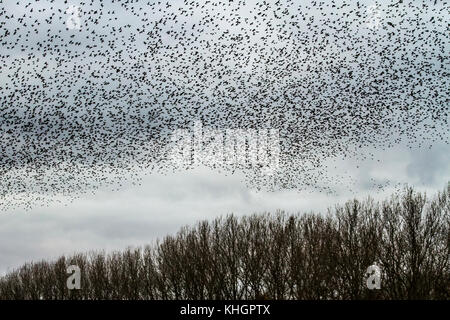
[0,0,448,210]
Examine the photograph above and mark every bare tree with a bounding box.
[1,185,448,300]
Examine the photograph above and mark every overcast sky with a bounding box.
[1,140,448,275]
[0,0,449,275]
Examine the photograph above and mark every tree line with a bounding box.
[0,185,448,300]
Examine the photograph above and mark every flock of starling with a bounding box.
[0,0,448,210]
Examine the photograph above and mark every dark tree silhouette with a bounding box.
[0,185,448,300]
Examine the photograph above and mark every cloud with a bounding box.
[1,156,448,275]
[406,142,450,186]
[0,0,448,275]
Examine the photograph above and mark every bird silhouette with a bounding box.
[0,0,448,210]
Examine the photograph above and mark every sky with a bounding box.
[0,141,448,275]
[0,0,449,274]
